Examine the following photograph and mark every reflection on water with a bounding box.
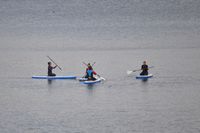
[47,80,53,85]
[85,84,96,96]
[142,79,148,83]
[47,80,56,90]
[86,84,95,90]
[47,80,52,85]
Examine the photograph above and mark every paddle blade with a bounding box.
[127,70,133,75]
[97,74,106,81]
[57,66,62,71]
[100,77,106,81]
[47,56,62,71]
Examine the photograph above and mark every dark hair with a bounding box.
[48,62,51,65]
[88,66,93,70]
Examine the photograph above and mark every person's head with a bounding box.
[48,62,51,66]
[87,63,91,67]
[143,61,147,65]
[88,66,93,70]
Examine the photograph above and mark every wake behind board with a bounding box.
[136,74,153,80]
[32,76,76,79]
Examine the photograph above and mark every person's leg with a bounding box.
[85,74,88,78]
[48,73,56,76]
[140,71,144,75]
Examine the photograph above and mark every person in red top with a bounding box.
[85,66,97,80]
[85,63,91,72]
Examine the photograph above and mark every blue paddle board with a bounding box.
[82,78,102,85]
[32,76,76,79]
[136,74,153,80]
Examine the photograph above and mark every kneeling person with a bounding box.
[48,62,57,76]
[140,61,148,75]
[85,66,97,80]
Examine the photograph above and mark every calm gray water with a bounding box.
[0,0,200,133]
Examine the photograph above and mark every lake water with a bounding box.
[0,0,200,133]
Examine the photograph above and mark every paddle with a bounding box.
[82,62,87,66]
[92,62,96,66]
[47,56,62,71]
[97,74,106,81]
[127,66,154,75]
[82,62,96,67]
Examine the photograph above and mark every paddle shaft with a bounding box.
[133,69,142,72]
[82,62,87,66]
[127,66,154,75]
[47,56,62,71]
[82,62,96,67]
[133,66,154,72]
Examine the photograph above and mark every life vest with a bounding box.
[87,70,93,77]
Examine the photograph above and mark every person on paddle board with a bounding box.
[84,63,93,77]
[48,62,57,76]
[86,63,92,72]
[85,66,97,80]
[140,61,148,75]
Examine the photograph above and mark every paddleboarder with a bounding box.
[84,63,93,77]
[140,61,148,75]
[85,66,97,80]
[48,62,57,76]
[86,63,92,72]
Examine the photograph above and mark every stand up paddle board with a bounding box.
[136,74,153,80]
[32,76,76,79]
[82,78,102,85]
[78,75,104,85]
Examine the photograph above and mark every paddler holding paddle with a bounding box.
[85,65,97,80]
[127,61,153,76]
[48,62,57,76]
[83,62,97,80]
[46,56,62,76]
[140,61,148,75]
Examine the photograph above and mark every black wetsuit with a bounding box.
[85,70,96,80]
[140,64,148,75]
[48,66,56,76]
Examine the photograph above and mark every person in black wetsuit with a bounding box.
[48,62,57,76]
[140,61,148,75]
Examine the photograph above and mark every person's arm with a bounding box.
[93,71,97,75]
[85,68,88,73]
[53,65,57,69]
[144,65,148,70]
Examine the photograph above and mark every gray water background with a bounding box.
[0,0,200,133]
